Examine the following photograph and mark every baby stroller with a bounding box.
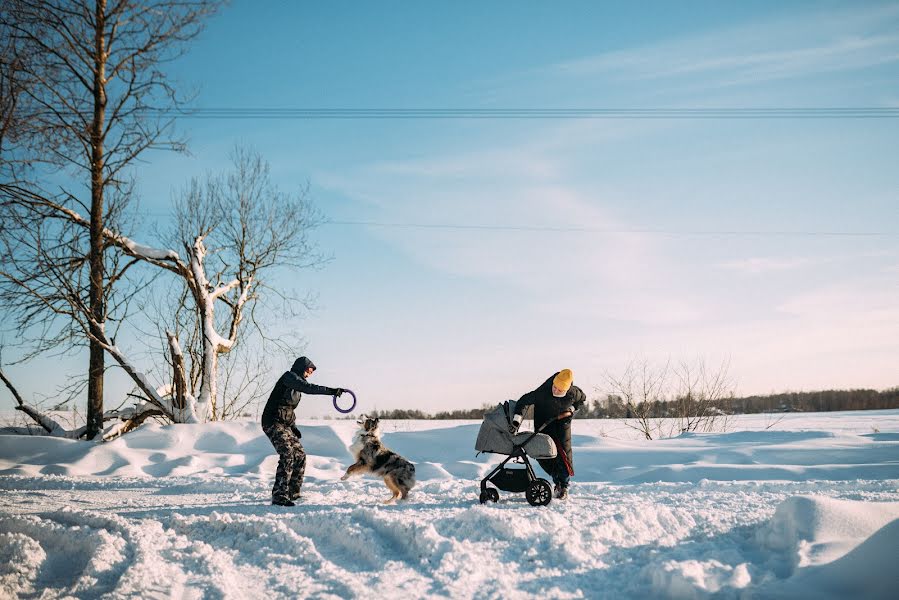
[475,400,561,506]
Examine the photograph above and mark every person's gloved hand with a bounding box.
[508,414,523,434]
[333,388,344,397]
[559,409,574,426]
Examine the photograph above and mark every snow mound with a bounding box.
[756,495,899,569]
[0,422,355,480]
[2,416,898,486]
[648,495,899,600]
[792,518,899,600]
[753,504,899,600]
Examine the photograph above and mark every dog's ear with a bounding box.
[373,417,380,427]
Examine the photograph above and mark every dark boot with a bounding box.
[272,498,295,507]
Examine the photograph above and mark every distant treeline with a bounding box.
[369,388,899,420]
[716,388,899,415]
[368,407,491,420]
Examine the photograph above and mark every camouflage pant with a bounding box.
[263,423,306,502]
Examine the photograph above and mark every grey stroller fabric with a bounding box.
[475,400,557,459]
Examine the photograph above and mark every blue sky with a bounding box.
[3,1,898,416]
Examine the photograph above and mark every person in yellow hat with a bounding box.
[509,369,585,499]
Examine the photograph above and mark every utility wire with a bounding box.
[137,213,895,236]
[323,220,897,237]
[140,107,899,120]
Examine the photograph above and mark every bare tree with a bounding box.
[0,0,220,438]
[0,186,150,388]
[601,357,734,440]
[0,337,174,440]
[601,358,670,440]
[0,16,29,173]
[2,145,323,433]
[0,191,201,438]
[0,366,82,437]
[159,147,324,420]
[669,358,733,436]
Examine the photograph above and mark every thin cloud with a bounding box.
[367,150,560,180]
[316,143,716,329]
[718,257,815,274]
[775,283,899,318]
[552,5,899,88]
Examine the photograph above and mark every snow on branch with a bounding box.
[1,368,86,438]
[102,405,166,441]
[211,278,241,300]
[2,184,187,272]
[76,309,200,427]
[122,239,181,262]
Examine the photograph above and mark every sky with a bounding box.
[2,1,898,417]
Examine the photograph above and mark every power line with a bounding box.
[129,216,898,236]
[323,220,898,237]
[142,107,899,120]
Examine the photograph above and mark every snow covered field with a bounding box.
[1,411,897,599]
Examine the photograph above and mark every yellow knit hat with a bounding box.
[553,369,573,393]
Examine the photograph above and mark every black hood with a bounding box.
[291,356,316,377]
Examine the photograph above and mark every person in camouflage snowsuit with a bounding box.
[261,357,344,506]
[509,369,586,499]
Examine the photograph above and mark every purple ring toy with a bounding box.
[333,389,357,414]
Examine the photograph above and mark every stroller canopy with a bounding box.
[475,400,557,459]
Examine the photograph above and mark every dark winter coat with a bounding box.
[513,373,586,427]
[261,357,338,428]
[513,373,586,454]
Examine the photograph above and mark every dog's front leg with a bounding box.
[340,460,365,481]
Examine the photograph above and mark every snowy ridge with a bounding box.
[1,418,896,483]
[1,412,898,598]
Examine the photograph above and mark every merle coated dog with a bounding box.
[341,416,416,503]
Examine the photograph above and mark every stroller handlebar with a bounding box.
[508,413,569,448]
[536,412,569,431]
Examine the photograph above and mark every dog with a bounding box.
[341,416,416,503]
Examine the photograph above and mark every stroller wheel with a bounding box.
[479,488,499,504]
[526,479,552,507]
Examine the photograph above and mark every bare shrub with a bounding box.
[601,357,735,440]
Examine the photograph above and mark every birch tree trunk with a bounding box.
[187,236,252,420]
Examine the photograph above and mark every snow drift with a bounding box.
[0,411,897,599]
